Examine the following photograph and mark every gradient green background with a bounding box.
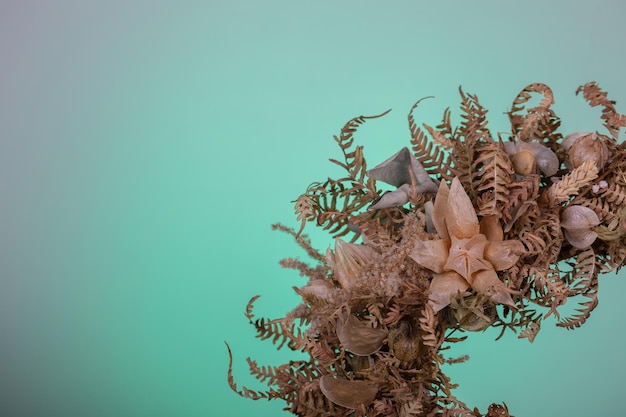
[1,1,625,416]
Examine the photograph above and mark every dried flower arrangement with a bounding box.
[226,82,626,416]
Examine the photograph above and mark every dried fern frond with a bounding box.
[472,140,515,217]
[408,97,451,176]
[563,248,598,296]
[556,283,598,330]
[330,110,391,181]
[577,81,626,139]
[508,83,563,156]
[518,320,541,343]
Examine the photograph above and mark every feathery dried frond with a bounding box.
[472,140,515,217]
[576,82,626,138]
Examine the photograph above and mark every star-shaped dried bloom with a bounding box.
[410,178,524,312]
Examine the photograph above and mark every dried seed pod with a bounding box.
[560,205,600,249]
[387,318,426,362]
[319,375,378,409]
[511,150,536,176]
[336,309,388,356]
[504,140,559,176]
[448,298,497,332]
[562,132,610,170]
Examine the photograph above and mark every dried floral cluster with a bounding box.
[226,82,626,416]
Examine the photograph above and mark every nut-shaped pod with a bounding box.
[562,132,610,170]
[387,318,427,362]
[511,150,536,176]
[319,375,378,409]
[560,205,600,249]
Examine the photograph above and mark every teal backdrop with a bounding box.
[1,1,625,416]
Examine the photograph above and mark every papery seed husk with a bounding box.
[568,134,610,169]
[563,228,598,249]
[336,310,388,356]
[452,303,496,332]
[561,205,600,231]
[560,206,600,248]
[562,132,591,151]
[319,375,378,409]
[388,318,426,361]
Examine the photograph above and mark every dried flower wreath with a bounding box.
[226,82,626,416]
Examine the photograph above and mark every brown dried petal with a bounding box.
[484,240,524,271]
[479,215,504,242]
[471,270,515,309]
[432,180,450,240]
[444,234,490,281]
[429,271,470,313]
[336,310,388,356]
[409,238,450,273]
[446,178,480,239]
[319,375,378,409]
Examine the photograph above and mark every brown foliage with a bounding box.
[227,82,626,416]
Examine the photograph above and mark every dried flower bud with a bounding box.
[560,205,600,249]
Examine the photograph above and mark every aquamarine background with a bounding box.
[1,1,625,416]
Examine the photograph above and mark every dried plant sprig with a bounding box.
[547,160,599,204]
[227,82,626,417]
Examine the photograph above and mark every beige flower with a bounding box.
[410,178,524,312]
